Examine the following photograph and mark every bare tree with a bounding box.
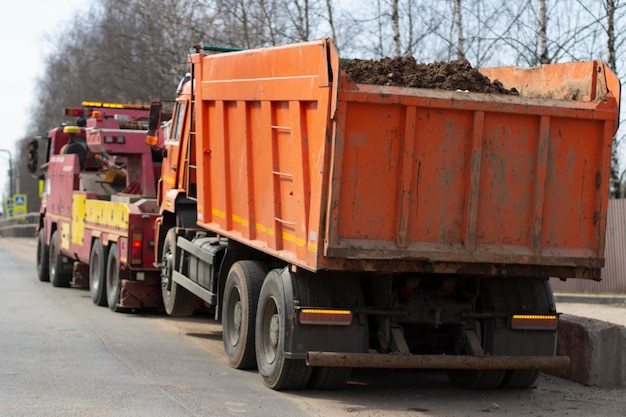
[257,0,285,46]
[281,0,318,42]
[13,0,626,203]
[607,0,618,68]
[499,0,608,66]
[605,0,621,196]
[400,2,444,59]
[30,0,221,136]
[375,0,385,57]
[391,0,400,57]
[538,0,549,63]
[453,0,465,59]
[325,0,338,49]
[318,0,366,57]
[213,0,253,47]
[570,0,626,197]
[595,0,626,197]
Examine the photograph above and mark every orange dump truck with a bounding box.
[147,39,620,390]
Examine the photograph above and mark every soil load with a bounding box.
[341,56,518,95]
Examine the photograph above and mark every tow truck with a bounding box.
[33,101,169,312]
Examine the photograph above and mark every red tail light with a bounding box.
[131,230,143,265]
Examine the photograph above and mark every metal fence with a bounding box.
[0,213,38,238]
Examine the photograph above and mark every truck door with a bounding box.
[160,99,188,200]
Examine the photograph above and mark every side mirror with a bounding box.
[27,139,39,173]
[146,101,162,146]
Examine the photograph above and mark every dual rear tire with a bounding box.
[106,243,123,312]
[89,239,108,306]
[448,278,557,389]
[49,230,72,287]
[222,265,352,390]
[87,240,124,312]
[222,261,267,369]
[254,269,313,390]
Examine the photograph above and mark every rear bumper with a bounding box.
[306,352,570,370]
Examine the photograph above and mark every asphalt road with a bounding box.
[1,237,625,417]
[0,238,315,417]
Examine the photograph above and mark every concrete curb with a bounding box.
[546,314,626,387]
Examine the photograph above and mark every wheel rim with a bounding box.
[227,287,243,346]
[161,247,173,293]
[261,297,279,364]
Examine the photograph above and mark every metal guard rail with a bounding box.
[0,212,38,238]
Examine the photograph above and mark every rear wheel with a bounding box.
[106,243,123,312]
[448,278,556,390]
[161,229,196,316]
[222,261,267,369]
[308,367,352,390]
[498,279,555,389]
[255,269,312,390]
[448,282,508,389]
[89,239,108,306]
[447,320,506,389]
[49,230,71,287]
[36,227,50,282]
[447,367,506,390]
[500,368,541,389]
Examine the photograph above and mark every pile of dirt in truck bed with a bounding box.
[341,56,518,95]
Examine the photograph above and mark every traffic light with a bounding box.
[27,139,38,173]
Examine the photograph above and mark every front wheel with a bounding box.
[161,229,196,316]
[36,227,50,282]
[255,269,311,390]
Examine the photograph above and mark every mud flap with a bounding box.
[278,268,369,359]
[119,277,162,309]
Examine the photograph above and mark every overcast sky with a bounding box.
[0,0,87,200]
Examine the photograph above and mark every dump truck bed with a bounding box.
[191,39,620,278]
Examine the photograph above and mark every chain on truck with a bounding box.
[32,101,170,312]
[145,39,620,391]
